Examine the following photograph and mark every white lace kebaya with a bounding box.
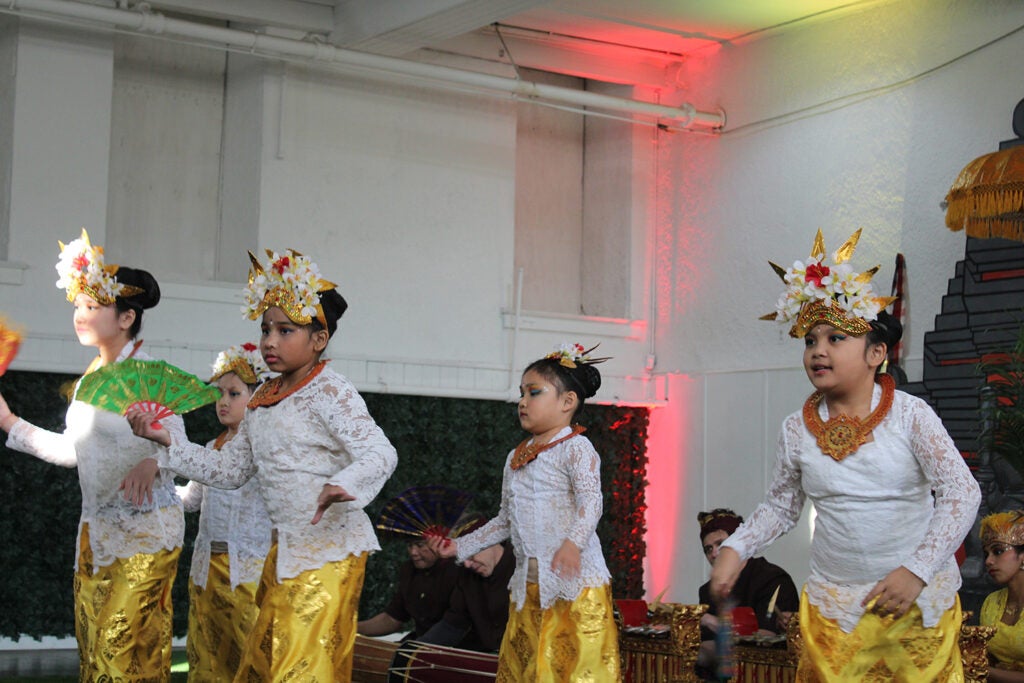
[177,451,272,590]
[455,426,610,610]
[722,383,981,632]
[157,366,397,581]
[5,340,185,571]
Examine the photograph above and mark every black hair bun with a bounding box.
[569,363,602,399]
[319,289,348,338]
[115,267,160,309]
[871,310,903,348]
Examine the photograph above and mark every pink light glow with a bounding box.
[642,373,695,602]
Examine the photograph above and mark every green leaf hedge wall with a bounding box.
[0,369,649,640]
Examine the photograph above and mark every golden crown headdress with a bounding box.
[980,511,1024,548]
[210,342,272,385]
[242,249,337,328]
[760,229,897,338]
[55,229,144,305]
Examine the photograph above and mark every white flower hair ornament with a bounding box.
[242,249,337,328]
[210,342,272,385]
[55,229,144,305]
[760,229,897,339]
[544,342,610,368]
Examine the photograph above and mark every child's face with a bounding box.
[71,293,132,348]
[259,307,325,374]
[518,369,575,438]
[802,324,883,395]
[214,372,250,430]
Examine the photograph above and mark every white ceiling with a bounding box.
[141,0,884,88]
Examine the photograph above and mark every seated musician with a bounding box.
[358,534,461,640]
[418,539,516,652]
[696,508,798,677]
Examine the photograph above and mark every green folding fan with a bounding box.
[76,358,220,428]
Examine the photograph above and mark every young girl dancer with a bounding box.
[0,230,183,682]
[433,343,621,682]
[124,249,398,682]
[177,342,273,682]
[710,229,981,681]
[979,511,1024,682]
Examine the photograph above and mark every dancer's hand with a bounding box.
[125,408,172,446]
[120,458,159,506]
[709,546,743,602]
[427,535,457,559]
[862,566,925,619]
[311,484,355,525]
[0,391,16,433]
[551,539,581,580]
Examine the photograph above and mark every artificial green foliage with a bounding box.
[979,321,1024,476]
[0,370,648,641]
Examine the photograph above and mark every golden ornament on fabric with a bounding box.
[510,425,586,470]
[803,374,895,461]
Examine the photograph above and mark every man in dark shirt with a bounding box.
[695,508,799,679]
[418,540,516,652]
[357,537,461,639]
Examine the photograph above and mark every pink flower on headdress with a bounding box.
[805,262,830,287]
[242,342,257,352]
[73,254,90,272]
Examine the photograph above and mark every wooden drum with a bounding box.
[352,635,400,683]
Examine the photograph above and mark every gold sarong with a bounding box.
[797,589,964,682]
[74,523,180,683]
[233,543,366,683]
[496,582,620,682]
[187,552,260,682]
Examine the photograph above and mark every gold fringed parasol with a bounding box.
[945,145,1024,242]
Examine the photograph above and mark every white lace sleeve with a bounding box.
[160,418,256,489]
[177,480,204,513]
[320,376,398,509]
[902,396,981,583]
[5,418,78,467]
[565,439,602,549]
[456,454,513,562]
[724,416,807,561]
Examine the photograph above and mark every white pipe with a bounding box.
[2,0,725,131]
[507,267,524,400]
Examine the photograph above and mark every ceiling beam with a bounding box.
[145,0,333,33]
[330,0,547,56]
[430,26,683,89]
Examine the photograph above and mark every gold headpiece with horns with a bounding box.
[980,511,1024,549]
[210,342,272,385]
[761,229,897,338]
[242,249,337,328]
[55,229,144,305]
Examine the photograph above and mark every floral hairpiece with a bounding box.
[55,229,144,305]
[210,342,272,385]
[242,249,337,327]
[544,342,610,368]
[980,511,1024,548]
[760,229,897,338]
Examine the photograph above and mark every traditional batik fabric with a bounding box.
[234,544,367,682]
[496,582,619,683]
[74,522,180,683]
[796,590,963,682]
[186,553,260,682]
[980,588,1024,671]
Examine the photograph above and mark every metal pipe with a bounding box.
[3,0,725,131]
